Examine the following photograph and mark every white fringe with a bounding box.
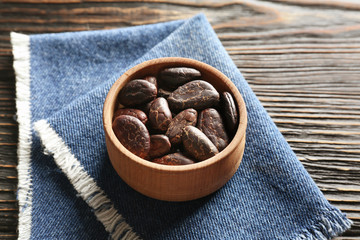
[294,208,352,239]
[34,119,140,240]
[11,32,32,240]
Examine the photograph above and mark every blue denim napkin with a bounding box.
[11,14,351,239]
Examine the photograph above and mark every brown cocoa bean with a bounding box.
[118,79,157,106]
[167,80,219,112]
[152,153,195,165]
[159,67,201,90]
[197,108,229,151]
[112,115,150,158]
[166,108,197,145]
[144,76,157,88]
[113,108,148,125]
[149,135,171,158]
[221,92,238,134]
[182,126,219,161]
[149,97,172,131]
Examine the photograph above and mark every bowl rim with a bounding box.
[103,57,247,173]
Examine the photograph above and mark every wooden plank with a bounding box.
[0,0,359,238]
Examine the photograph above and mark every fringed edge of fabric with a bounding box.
[33,119,140,240]
[294,206,353,240]
[10,32,32,240]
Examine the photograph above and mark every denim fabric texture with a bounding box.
[14,14,352,239]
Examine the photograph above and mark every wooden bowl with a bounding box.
[103,57,247,201]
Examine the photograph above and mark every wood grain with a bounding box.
[0,0,359,238]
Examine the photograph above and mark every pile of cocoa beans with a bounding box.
[112,67,238,165]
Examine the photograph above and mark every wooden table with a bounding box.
[0,1,359,239]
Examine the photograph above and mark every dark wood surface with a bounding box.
[0,0,359,239]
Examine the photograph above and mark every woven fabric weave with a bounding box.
[12,14,351,239]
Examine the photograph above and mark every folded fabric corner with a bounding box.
[12,14,352,239]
